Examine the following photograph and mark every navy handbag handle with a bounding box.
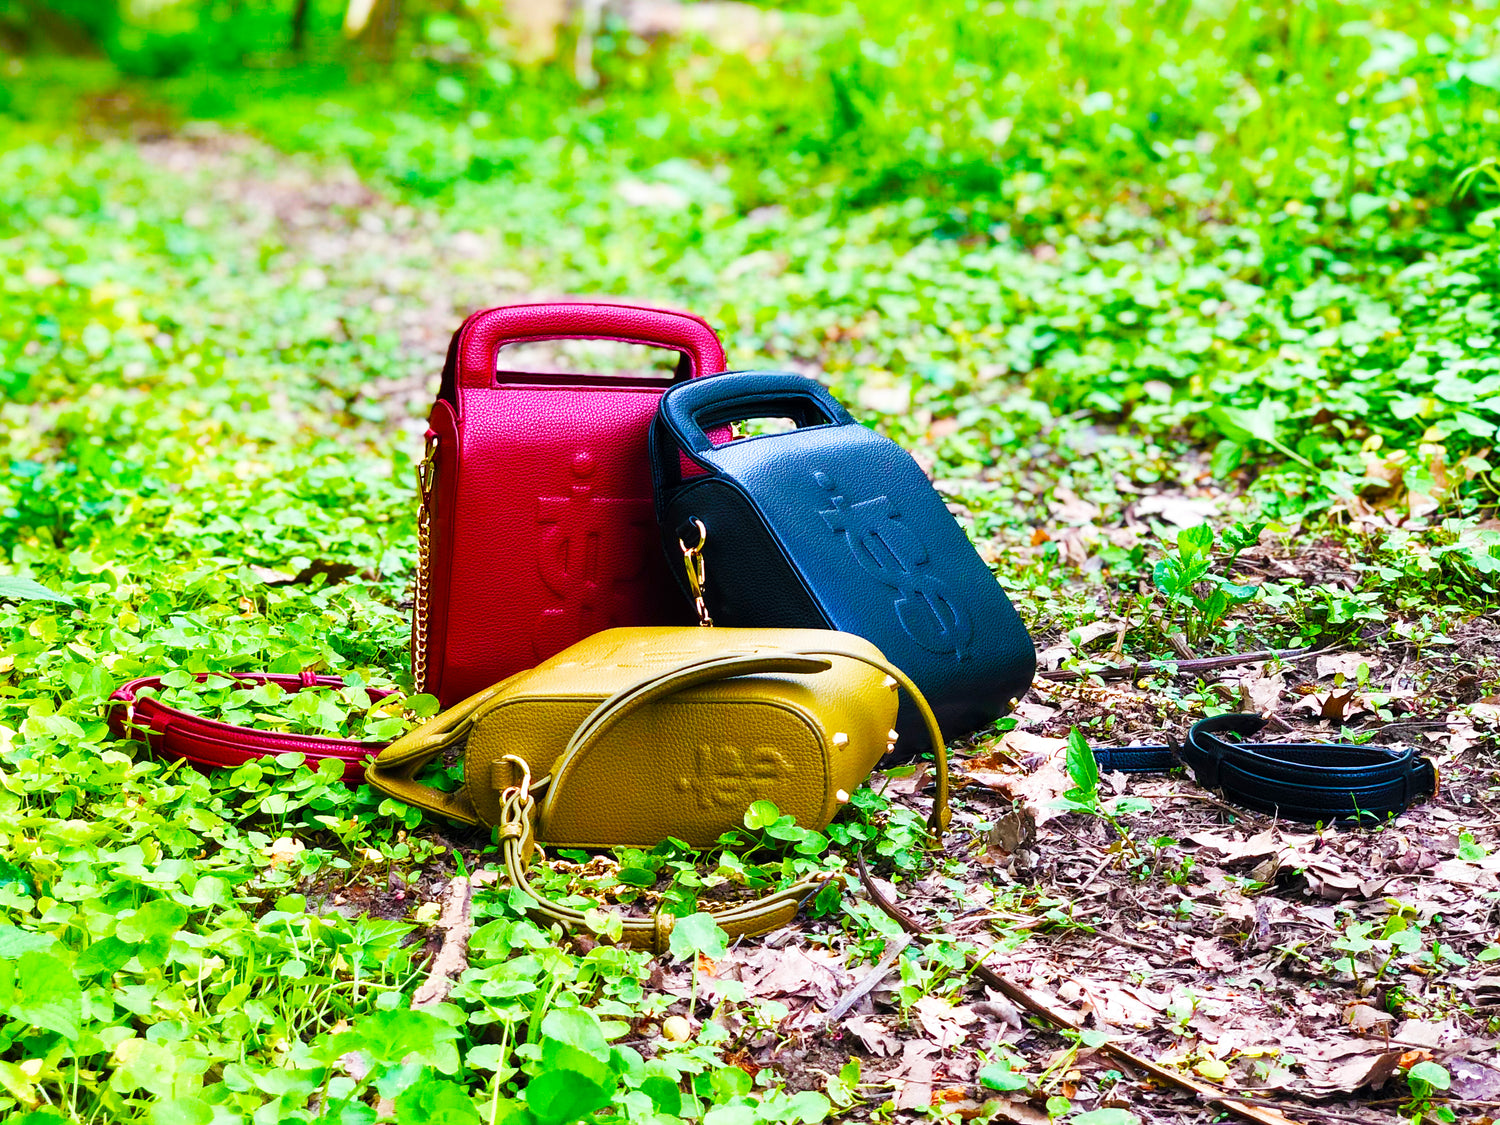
[659,370,857,456]
[651,371,861,507]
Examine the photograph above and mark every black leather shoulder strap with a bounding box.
[1093,714,1438,823]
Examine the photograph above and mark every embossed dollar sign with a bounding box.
[534,451,653,655]
[815,470,972,660]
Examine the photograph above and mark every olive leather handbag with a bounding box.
[365,626,950,950]
[649,371,1036,752]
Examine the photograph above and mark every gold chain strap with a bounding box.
[412,435,438,693]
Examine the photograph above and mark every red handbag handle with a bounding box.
[455,300,727,390]
[108,672,390,783]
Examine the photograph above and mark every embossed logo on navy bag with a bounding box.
[814,471,972,660]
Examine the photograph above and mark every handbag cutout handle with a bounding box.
[454,301,728,390]
[658,370,856,457]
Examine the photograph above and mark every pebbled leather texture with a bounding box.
[108,673,387,781]
[663,479,831,629]
[652,371,1037,749]
[420,301,728,706]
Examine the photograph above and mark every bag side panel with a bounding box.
[537,655,893,847]
[462,696,602,825]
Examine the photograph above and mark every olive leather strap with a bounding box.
[495,773,837,955]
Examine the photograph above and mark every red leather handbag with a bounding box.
[414,300,727,706]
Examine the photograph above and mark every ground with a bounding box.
[3,29,1500,1125]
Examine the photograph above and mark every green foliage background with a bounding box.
[1,1,1499,1122]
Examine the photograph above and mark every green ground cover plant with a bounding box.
[2,1,1499,1122]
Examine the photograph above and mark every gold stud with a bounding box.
[888,729,899,741]
[832,732,849,747]
[835,789,850,803]
[882,675,898,690]
[886,743,897,754]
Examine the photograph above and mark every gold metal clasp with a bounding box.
[415,434,439,500]
[499,753,533,801]
[678,518,713,628]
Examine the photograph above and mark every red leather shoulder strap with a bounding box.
[108,673,389,782]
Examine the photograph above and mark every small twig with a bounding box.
[856,854,1306,1125]
[823,936,910,1024]
[1164,790,1254,818]
[1039,646,1331,684]
[1216,1097,1381,1125]
[1094,927,1169,956]
[411,870,498,1008]
[1077,850,1120,891]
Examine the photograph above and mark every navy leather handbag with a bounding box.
[649,371,1037,753]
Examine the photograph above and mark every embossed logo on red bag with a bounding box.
[676,745,789,809]
[815,470,972,660]
[534,452,653,655]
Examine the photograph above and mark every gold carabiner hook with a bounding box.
[677,518,713,628]
[499,753,533,801]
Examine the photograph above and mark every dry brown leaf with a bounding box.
[1133,492,1223,527]
[974,991,1024,1030]
[987,808,1038,854]
[1345,1004,1394,1032]
[1052,526,1095,568]
[1185,829,1286,865]
[1315,653,1380,680]
[996,729,1070,765]
[1290,688,1368,721]
[1049,487,1102,524]
[967,751,1072,826]
[1430,858,1500,888]
[984,1098,1050,1125]
[1012,701,1060,724]
[1471,701,1500,725]
[843,1016,900,1057]
[1237,666,1285,715]
[1392,1019,1460,1049]
[1451,1054,1500,1100]
[890,1040,940,1109]
[913,996,977,1049]
[1079,981,1163,1028]
[1303,1048,1405,1093]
